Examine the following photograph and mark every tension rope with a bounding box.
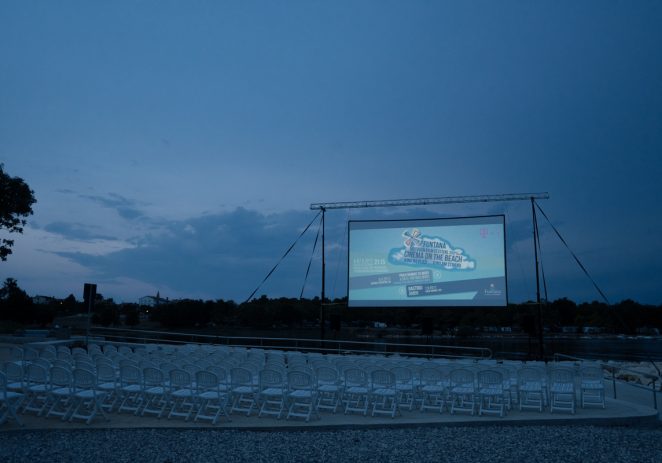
[300,215,322,299]
[534,202,610,306]
[244,211,321,304]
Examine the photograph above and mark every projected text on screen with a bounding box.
[348,215,507,307]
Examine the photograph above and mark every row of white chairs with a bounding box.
[1,343,606,426]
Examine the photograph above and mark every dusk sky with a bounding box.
[1,1,661,305]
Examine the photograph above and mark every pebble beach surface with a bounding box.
[2,425,662,463]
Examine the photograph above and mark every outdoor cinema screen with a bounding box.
[348,215,507,307]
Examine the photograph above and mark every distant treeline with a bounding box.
[1,278,661,335]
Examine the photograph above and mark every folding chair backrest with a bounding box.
[56,346,71,355]
[551,367,575,386]
[287,370,314,391]
[120,364,142,386]
[195,370,219,391]
[96,363,116,383]
[344,368,368,387]
[57,352,73,364]
[477,369,503,388]
[50,366,72,388]
[315,366,339,385]
[169,369,191,389]
[103,344,118,355]
[259,369,284,389]
[230,367,253,388]
[26,364,48,384]
[76,361,96,373]
[371,369,395,388]
[518,367,543,385]
[3,362,23,383]
[24,347,39,362]
[420,368,443,385]
[206,365,229,385]
[450,368,474,388]
[580,366,603,382]
[391,366,413,384]
[40,349,57,361]
[33,358,52,371]
[10,347,23,362]
[118,346,133,356]
[73,368,96,390]
[143,367,164,387]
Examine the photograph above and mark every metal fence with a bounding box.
[87,326,492,359]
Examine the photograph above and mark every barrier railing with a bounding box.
[553,352,660,410]
[85,326,492,360]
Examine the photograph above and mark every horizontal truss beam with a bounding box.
[310,192,549,210]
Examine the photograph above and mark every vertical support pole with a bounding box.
[320,207,326,341]
[83,283,96,347]
[531,198,544,360]
[652,379,658,410]
[86,299,91,346]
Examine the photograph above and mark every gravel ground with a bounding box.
[2,425,662,463]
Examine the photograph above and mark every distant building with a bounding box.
[582,326,603,334]
[32,295,56,305]
[138,291,168,307]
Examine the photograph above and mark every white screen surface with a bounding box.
[348,215,507,307]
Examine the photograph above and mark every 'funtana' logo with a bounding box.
[389,228,476,270]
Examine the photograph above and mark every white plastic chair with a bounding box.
[141,367,167,418]
[22,364,50,416]
[257,369,286,419]
[580,365,605,409]
[343,368,369,416]
[549,367,576,414]
[69,368,109,424]
[449,368,476,415]
[418,368,446,413]
[286,370,318,422]
[370,369,399,418]
[391,366,416,411]
[167,369,195,420]
[229,367,257,416]
[117,364,143,415]
[193,370,229,424]
[517,367,544,412]
[315,366,341,414]
[45,366,75,421]
[0,371,23,426]
[205,365,230,393]
[477,369,506,417]
[95,362,119,412]
[2,362,25,402]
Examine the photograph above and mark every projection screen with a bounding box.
[348,215,507,307]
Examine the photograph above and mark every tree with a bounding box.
[0,164,36,261]
[123,304,140,326]
[0,277,34,323]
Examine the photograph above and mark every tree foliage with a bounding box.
[0,164,36,260]
[0,277,54,325]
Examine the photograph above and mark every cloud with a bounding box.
[42,222,118,241]
[78,192,146,220]
[54,208,326,302]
